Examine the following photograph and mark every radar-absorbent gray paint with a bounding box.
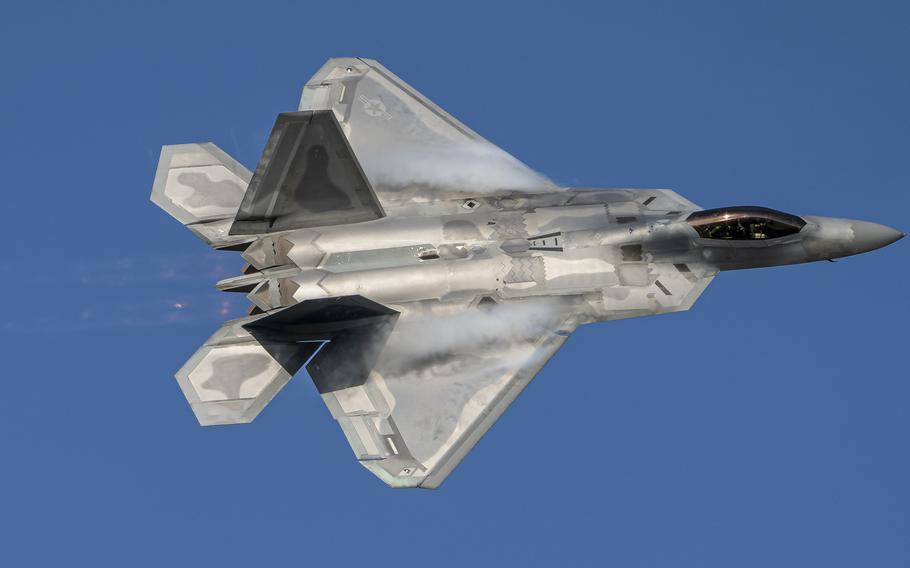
[150,58,904,488]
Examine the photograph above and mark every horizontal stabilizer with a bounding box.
[151,143,253,248]
[175,296,398,426]
[174,316,320,425]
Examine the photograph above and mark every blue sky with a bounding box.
[1,1,907,566]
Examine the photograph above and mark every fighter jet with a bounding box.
[151,58,903,488]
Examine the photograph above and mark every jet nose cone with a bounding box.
[850,221,904,253]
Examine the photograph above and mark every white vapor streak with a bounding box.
[360,141,558,195]
[392,300,563,362]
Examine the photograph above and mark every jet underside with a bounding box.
[151,58,901,488]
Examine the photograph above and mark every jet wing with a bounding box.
[312,298,575,488]
[228,58,555,236]
[172,295,574,488]
[299,57,556,211]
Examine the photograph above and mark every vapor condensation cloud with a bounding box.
[360,140,558,195]
[392,299,564,361]
[379,298,569,387]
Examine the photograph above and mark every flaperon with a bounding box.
[151,57,904,488]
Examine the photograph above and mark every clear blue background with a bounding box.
[1,1,907,566]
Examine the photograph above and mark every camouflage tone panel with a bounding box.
[597,261,716,322]
[174,317,319,425]
[317,298,577,488]
[150,143,253,248]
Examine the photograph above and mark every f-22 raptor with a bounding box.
[152,58,903,488]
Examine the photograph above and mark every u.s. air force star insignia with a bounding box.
[358,95,392,120]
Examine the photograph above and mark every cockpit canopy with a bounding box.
[687,206,806,240]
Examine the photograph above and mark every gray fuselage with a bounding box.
[221,191,903,328]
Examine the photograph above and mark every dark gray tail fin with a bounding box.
[230,111,385,236]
